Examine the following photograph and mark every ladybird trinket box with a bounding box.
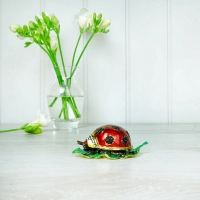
[72,124,148,159]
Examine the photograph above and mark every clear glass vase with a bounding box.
[47,66,84,129]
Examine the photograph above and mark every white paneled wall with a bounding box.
[1,0,200,124]
[170,0,200,123]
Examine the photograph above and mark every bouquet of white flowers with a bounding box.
[9,8,111,125]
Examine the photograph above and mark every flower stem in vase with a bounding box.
[49,97,58,107]
[48,72,81,121]
[62,97,69,120]
[66,97,81,118]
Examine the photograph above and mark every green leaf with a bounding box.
[24,42,33,48]
[32,127,42,134]
[24,123,40,133]
[21,123,43,134]
[72,147,145,160]
[21,123,29,129]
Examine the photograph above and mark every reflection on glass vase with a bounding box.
[47,66,84,129]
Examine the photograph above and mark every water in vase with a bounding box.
[47,95,84,129]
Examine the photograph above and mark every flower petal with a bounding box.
[29,110,51,127]
[79,8,89,16]
[86,14,93,26]
[98,19,111,29]
[50,37,58,50]
[10,24,22,33]
[79,16,87,28]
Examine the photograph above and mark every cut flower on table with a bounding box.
[0,110,51,134]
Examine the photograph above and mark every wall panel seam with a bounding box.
[0,0,2,123]
[125,0,130,124]
[40,0,45,112]
[83,0,88,123]
[167,0,171,123]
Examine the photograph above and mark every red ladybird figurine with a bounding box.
[72,124,148,159]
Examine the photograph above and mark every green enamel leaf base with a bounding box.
[72,141,148,160]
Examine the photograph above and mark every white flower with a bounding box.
[74,8,92,28]
[10,24,22,33]
[29,110,51,127]
[86,14,93,27]
[98,19,111,29]
[50,37,58,50]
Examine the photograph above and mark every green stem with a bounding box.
[62,97,69,120]
[39,44,50,57]
[58,107,64,118]
[41,36,64,88]
[49,97,58,107]
[70,33,82,82]
[41,35,58,67]
[71,33,83,68]
[71,97,79,112]
[71,32,95,78]
[0,128,22,133]
[38,44,56,67]
[67,97,81,118]
[53,66,63,86]
[57,34,67,77]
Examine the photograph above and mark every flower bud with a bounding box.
[93,13,97,25]
[98,13,102,21]
[37,26,43,34]
[9,24,22,33]
[35,16,42,25]
[50,37,58,50]
[23,25,29,33]
[42,12,47,19]
[98,19,111,29]
[28,21,35,30]
[51,15,59,28]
